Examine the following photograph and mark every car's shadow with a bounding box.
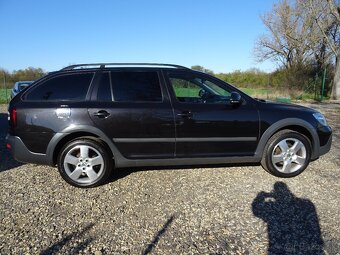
[0,112,23,172]
[107,162,260,184]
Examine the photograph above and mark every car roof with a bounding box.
[16,81,34,84]
[60,63,190,71]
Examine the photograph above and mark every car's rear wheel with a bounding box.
[261,130,312,177]
[57,138,112,188]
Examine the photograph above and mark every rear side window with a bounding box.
[25,73,94,101]
[111,71,162,102]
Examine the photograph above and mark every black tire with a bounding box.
[261,129,312,178]
[57,138,113,188]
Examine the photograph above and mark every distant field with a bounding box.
[239,88,271,97]
[0,87,273,104]
[174,87,200,97]
[0,89,11,104]
[174,87,272,98]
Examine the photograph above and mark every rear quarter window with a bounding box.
[25,72,94,101]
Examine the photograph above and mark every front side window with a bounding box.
[26,73,93,101]
[111,71,162,102]
[169,73,231,104]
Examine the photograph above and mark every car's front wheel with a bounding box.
[57,138,113,188]
[261,130,312,177]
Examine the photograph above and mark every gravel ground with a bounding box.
[0,102,339,255]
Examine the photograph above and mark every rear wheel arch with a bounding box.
[47,127,118,166]
[52,132,104,165]
[57,138,113,187]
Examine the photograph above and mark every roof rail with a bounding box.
[61,63,189,71]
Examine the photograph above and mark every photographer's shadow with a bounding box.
[252,182,324,254]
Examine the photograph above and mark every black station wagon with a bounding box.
[6,63,332,187]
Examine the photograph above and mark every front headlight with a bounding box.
[313,112,328,126]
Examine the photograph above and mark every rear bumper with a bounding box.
[6,135,52,165]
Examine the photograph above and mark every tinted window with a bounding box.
[111,72,162,102]
[26,73,93,101]
[97,72,112,101]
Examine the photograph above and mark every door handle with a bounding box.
[177,111,193,118]
[94,110,110,118]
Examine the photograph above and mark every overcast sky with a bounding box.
[0,0,277,73]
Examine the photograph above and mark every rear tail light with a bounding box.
[9,108,17,128]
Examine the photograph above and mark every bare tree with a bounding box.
[255,0,312,69]
[301,0,340,99]
[256,0,340,99]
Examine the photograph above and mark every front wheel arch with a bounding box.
[261,129,312,177]
[255,118,319,160]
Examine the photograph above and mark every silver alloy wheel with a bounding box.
[271,138,307,173]
[63,145,104,184]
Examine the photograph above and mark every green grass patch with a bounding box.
[174,87,273,98]
[239,88,271,96]
[0,89,11,104]
[174,87,201,97]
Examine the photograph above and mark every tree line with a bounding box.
[0,65,332,99]
[0,67,46,88]
[0,65,308,89]
[191,65,332,96]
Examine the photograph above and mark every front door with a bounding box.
[89,70,175,159]
[165,70,259,158]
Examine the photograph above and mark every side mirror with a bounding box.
[230,92,242,105]
[198,89,205,98]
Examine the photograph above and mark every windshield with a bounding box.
[17,82,33,92]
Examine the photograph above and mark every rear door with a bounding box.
[88,69,175,159]
[18,72,95,154]
[165,70,259,157]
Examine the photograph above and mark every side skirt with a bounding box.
[115,156,261,168]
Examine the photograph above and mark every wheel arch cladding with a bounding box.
[48,127,117,166]
[256,118,319,160]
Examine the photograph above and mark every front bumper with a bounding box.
[315,124,332,158]
[6,135,51,165]
[319,133,332,157]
